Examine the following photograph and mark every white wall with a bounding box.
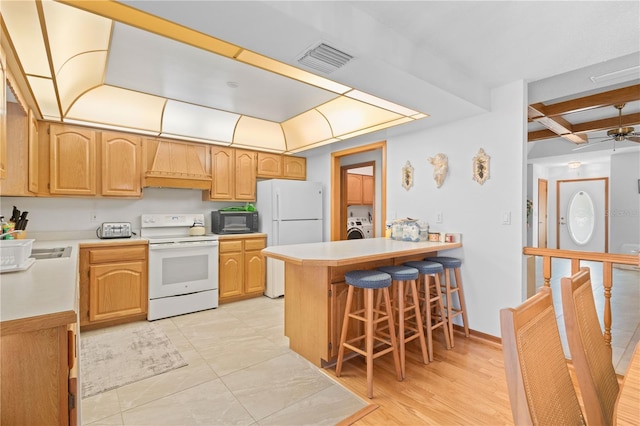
[0,188,246,234]
[306,81,528,337]
[610,151,640,253]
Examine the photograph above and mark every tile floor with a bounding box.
[81,297,368,425]
[535,258,640,374]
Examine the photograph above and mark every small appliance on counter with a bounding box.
[211,209,259,234]
[96,222,132,239]
[189,216,206,236]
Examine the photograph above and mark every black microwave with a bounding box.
[211,210,259,234]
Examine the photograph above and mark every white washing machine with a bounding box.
[347,217,373,239]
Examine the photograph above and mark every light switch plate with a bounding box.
[502,211,511,225]
[436,211,443,223]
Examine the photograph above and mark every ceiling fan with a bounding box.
[573,103,640,151]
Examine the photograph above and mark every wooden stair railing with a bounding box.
[522,247,639,349]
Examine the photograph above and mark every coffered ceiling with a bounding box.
[528,84,640,146]
[1,1,639,154]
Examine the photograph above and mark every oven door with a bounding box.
[148,240,218,299]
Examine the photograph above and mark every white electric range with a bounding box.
[141,213,219,320]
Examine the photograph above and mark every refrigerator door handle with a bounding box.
[275,188,280,221]
[273,220,279,245]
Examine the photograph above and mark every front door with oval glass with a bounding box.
[557,178,607,252]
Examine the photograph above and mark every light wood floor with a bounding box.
[327,331,515,425]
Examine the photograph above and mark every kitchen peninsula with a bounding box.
[262,237,462,367]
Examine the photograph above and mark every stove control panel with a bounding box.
[141,214,205,228]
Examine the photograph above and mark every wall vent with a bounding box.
[297,43,353,74]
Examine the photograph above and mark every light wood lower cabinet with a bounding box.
[79,242,148,330]
[218,235,266,303]
[1,312,78,425]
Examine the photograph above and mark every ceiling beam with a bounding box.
[540,84,640,117]
[529,103,588,143]
[572,112,640,133]
[528,112,640,142]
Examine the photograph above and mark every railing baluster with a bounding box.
[603,261,613,351]
[523,247,638,351]
[543,256,551,287]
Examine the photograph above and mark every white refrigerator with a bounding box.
[256,179,324,298]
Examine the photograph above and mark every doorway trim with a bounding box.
[331,141,387,241]
[537,178,548,248]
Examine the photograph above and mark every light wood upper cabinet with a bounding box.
[27,109,38,193]
[362,175,374,205]
[207,147,256,201]
[0,46,6,180]
[256,152,282,178]
[209,146,234,199]
[257,153,306,180]
[234,149,256,201]
[49,123,97,196]
[101,131,141,197]
[346,173,363,205]
[346,173,374,205]
[143,138,211,189]
[283,156,306,180]
[0,102,30,196]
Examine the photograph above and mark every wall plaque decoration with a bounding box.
[402,161,414,191]
[427,153,448,188]
[472,148,490,185]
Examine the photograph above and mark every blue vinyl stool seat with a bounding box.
[426,256,469,346]
[377,266,428,376]
[336,270,402,398]
[404,260,451,361]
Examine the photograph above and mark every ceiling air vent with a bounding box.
[297,43,353,74]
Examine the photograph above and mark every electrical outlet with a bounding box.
[436,211,443,223]
[90,211,98,222]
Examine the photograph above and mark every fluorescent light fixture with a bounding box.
[162,100,239,143]
[567,161,581,169]
[233,116,286,151]
[159,133,231,146]
[590,66,640,84]
[5,0,429,154]
[63,119,160,136]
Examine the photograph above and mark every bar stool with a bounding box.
[426,256,469,346]
[376,265,428,377]
[335,270,402,398]
[404,260,451,361]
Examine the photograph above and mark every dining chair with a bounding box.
[500,287,586,425]
[561,267,620,426]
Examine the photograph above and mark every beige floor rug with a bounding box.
[80,321,187,399]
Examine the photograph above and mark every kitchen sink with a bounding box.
[30,246,73,260]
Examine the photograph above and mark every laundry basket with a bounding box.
[0,239,34,268]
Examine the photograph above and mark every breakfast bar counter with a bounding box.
[262,238,462,367]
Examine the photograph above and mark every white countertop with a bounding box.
[0,236,148,324]
[262,237,462,267]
